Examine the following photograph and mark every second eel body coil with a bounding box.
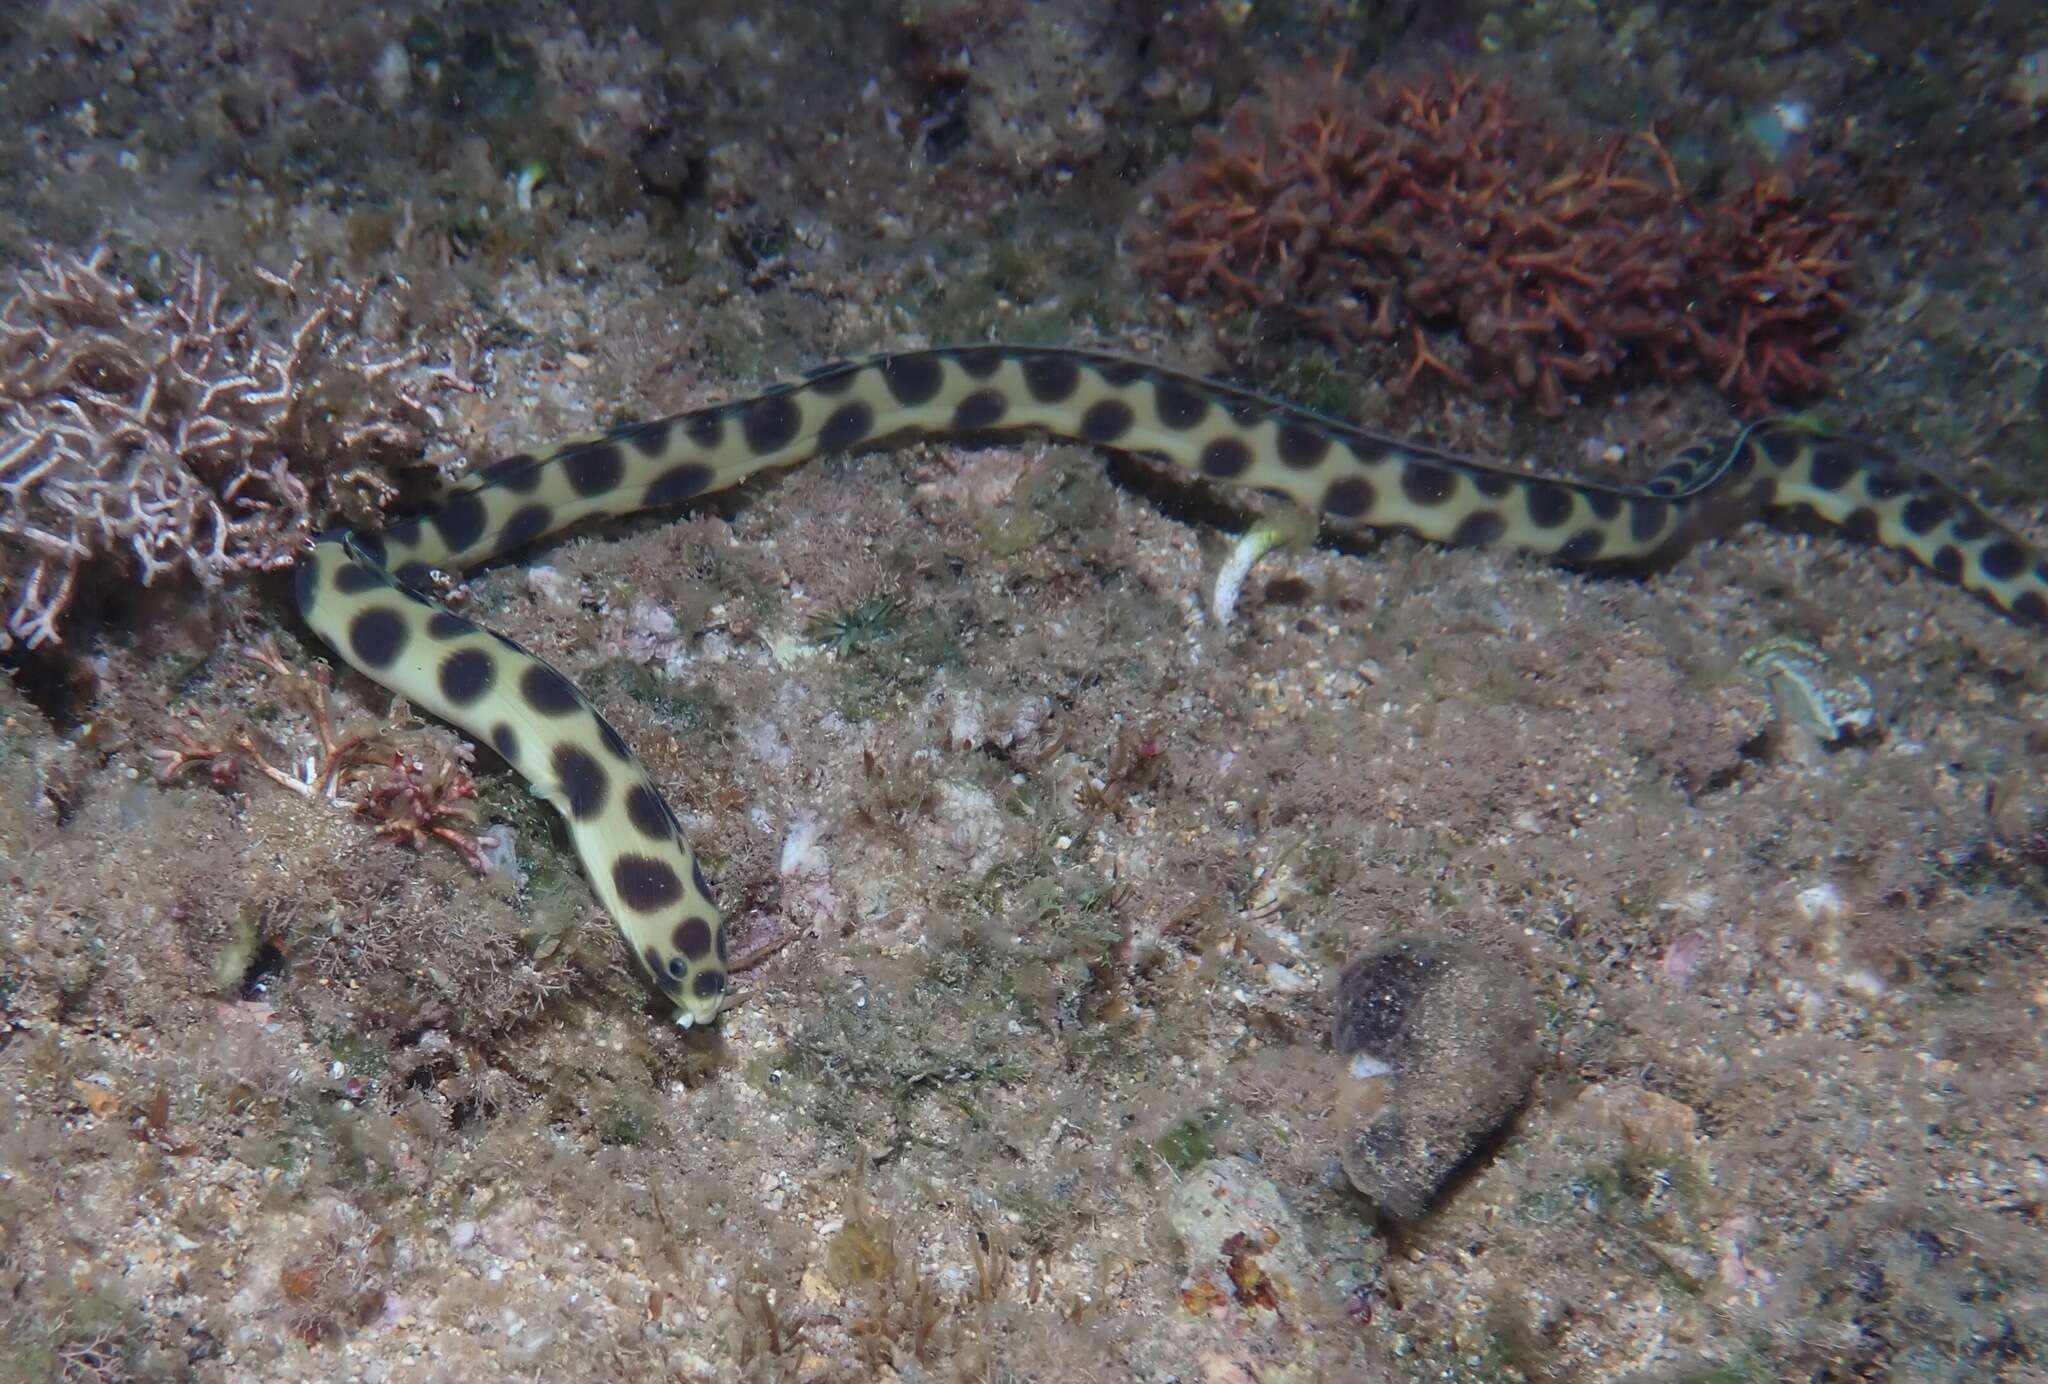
[295,345,2048,1026]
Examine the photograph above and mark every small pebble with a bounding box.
[1167,1156,1313,1320]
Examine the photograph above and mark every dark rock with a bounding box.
[1333,935,1536,1218]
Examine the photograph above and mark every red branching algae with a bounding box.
[1136,63,1856,415]
[152,639,488,870]
[353,750,486,871]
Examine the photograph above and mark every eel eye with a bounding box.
[668,956,687,979]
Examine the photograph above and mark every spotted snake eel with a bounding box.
[294,345,2048,1026]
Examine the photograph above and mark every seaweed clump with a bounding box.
[1135,63,1856,416]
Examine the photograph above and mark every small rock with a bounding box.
[1332,935,1536,1218]
[1575,1082,1700,1161]
[798,1266,840,1305]
[1200,1355,1317,1384]
[1168,1156,1313,1321]
[1199,1355,1261,1384]
[2008,50,2048,108]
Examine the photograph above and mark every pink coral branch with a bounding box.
[0,244,480,649]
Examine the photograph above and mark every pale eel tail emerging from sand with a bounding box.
[294,345,2048,1025]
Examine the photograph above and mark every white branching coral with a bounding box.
[0,245,471,649]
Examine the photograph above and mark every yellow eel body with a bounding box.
[295,345,2048,1026]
